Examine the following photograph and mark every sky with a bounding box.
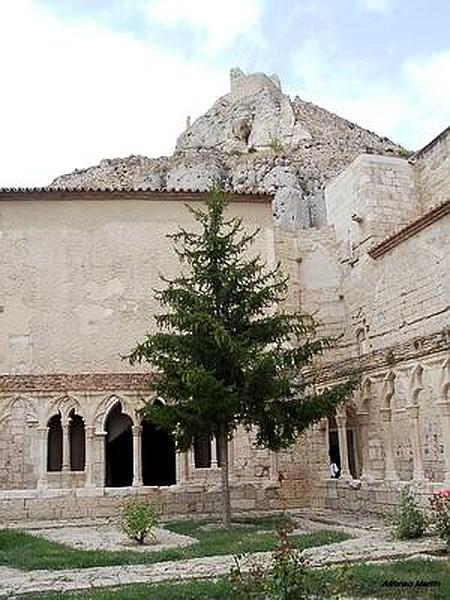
[0,0,449,186]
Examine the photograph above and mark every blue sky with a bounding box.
[0,0,449,185]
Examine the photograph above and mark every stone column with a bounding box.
[176,451,188,484]
[437,401,450,483]
[211,436,218,468]
[97,431,107,487]
[380,408,397,481]
[62,419,71,472]
[84,426,96,487]
[406,405,425,482]
[37,426,49,489]
[132,425,143,487]
[319,419,331,479]
[336,413,351,479]
[358,411,371,480]
[269,450,279,483]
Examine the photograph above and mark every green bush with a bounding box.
[229,522,312,600]
[391,487,426,540]
[121,499,160,545]
[430,489,450,545]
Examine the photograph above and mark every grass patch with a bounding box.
[18,559,450,599]
[0,515,349,571]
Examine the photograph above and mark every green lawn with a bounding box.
[0,515,349,571]
[16,559,450,599]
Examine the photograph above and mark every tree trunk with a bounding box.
[218,431,232,528]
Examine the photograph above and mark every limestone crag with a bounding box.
[51,68,406,228]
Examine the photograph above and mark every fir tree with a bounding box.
[127,188,356,527]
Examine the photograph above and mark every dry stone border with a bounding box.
[22,523,196,553]
[0,511,447,597]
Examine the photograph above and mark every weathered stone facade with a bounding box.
[0,70,448,521]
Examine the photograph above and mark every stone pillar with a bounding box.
[406,405,425,482]
[84,426,96,487]
[97,431,107,486]
[437,401,450,484]
[380,408,397,481]
[319,419,331,479]
[336,413,351,479]
[176,451,188,484]
[62,420,71,472]
[132,425,143,487]
[269,450,279,482]
[37,426,49,489]
[358,411,371,480]
[211,436,218,468]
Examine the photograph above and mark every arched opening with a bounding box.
[47,412,63,472]
[328,409,360,479]
[346,408,361,479]
[328,414,340,477]
[194,435,212,468]
[142,399,176,486]
[105,402,133,487]
[69,409,85,471]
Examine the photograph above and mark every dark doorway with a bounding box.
[194,435,211,468]
[142,401,176,486]
[328,414,341,477]
[69,410,85,471]
[105,403,133,487]
[47,413,63,472]
[347,429,358,479]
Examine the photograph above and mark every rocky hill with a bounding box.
[51,68,406,228]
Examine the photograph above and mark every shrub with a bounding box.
[391,487,426,540]
[430,489,450,546]
[121,499,160,545]
[229,522,311,600]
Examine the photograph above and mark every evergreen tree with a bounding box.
[127,188,356,527]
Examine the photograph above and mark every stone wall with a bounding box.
[414,127,450,211]
[0,193,272,374]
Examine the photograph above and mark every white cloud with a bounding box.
[358,0,393,14]
[291,37,450,149]
[145,0,263,52]
[0,0,228,186]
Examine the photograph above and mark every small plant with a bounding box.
[267,135,284,153]
[430,488,450,548]
[391,487,426,540]
[121,499,160,545]
[229,521,312,600]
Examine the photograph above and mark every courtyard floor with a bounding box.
[0,510,447,598]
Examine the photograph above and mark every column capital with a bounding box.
[406,404,420,420]
[132,425,143,436]
[335,414,347,428]
[380,407,392,422]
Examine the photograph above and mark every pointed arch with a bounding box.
[104,401,133,487]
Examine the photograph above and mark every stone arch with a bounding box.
[345,403,361,479]
[95,394,137,434]
[47,411,63,472]
[142,398,176,486]
[69,408,85,471]
[409,363,425,405]
[381,371,396,411]
[104,401,133,487]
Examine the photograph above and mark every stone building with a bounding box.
[0,70,448,521]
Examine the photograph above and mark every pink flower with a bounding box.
[433,488,450,498]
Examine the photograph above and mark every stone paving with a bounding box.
[0,512,446,597]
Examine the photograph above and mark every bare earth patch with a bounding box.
[23,523,197,552]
